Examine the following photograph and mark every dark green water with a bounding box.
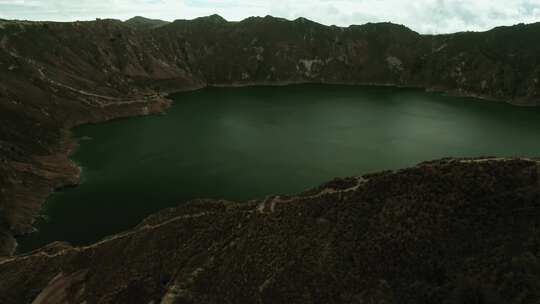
[17,85,540,252]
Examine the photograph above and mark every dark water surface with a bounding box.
[17,85,540,252]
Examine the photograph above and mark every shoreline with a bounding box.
[5,81,539,257]
[206,80,539,106]
[5,96,172,256]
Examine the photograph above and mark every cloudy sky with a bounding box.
[0,0,539,34]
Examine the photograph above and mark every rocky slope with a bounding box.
[0,15,539,256]
[1,158,539,303]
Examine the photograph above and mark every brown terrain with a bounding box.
[1,158,540,303]
[0,15,540,302]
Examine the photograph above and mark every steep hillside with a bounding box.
[0,15,540,256]
[1,158,539,303]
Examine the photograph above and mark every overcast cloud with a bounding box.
[0,0,539,34]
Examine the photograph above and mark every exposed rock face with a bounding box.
[0,15,539,256]
[1,158,539,303]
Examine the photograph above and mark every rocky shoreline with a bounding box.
[210,80,536,106]
[1,96,171,256]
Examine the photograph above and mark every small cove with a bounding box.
[17,84,540,252]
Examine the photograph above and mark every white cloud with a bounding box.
[0,0,539,33]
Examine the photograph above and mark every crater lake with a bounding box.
[17,84,540,252]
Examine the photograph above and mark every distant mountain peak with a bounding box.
[124,16,169,30]
[194,14,227,23]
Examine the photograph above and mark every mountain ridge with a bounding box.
[124,16,170,30]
